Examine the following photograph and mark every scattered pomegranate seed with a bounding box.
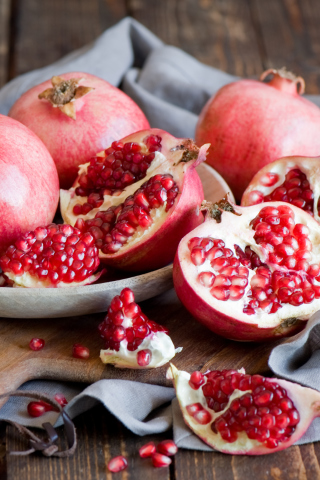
[139,441,156,458]
[27,401,53,417]
[107,455,128,473]
[54,394,68,407]
[152,452,172,468]
[29,337,45,351]
[157,440,178,456]
[72,343,90,359]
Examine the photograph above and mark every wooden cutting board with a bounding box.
[0,288,283,407]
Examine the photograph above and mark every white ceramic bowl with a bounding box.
[0,163,234,318]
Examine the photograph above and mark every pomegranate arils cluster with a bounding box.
[188,204,320,316]
[73,135,162,215]
[0,223,100,287]
[75,173,178,254]
[99,288,179,368]
[187,369,299,449]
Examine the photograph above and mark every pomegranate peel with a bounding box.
[61,129,209,272]
[99,288,182,369]
[241,156,320,223]
[173,198,320,341]
[9,72,150,189]
[170,364,320,455]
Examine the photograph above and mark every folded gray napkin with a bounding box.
[1,16,320,451]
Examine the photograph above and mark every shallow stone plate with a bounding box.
[0,163,233,318]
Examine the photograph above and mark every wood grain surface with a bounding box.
[1,1,320,479]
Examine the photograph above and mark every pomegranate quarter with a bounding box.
[61,129,209,272]
[173,198,320,341]
[170,364,320,455]
[242,156,320,223]
[99,288,181,368]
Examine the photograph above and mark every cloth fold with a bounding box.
[1,16,320,451]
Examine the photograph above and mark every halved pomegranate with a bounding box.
[0,223,101,287]
[61,129,209,271]
[241,156,320,223]
[173,198,320,341]
[99,288,181,368]
[170,364,320,455]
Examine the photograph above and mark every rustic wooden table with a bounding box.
[1,0,320,479]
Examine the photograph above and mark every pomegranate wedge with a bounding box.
[174,198,320,341]
[0,223,101,287]
[242,155,320,223]
[61,129,209,271]
[99,288,181,368]
[170,364,320,455]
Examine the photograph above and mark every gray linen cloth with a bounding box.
[1,16,320,450]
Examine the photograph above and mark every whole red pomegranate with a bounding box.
[61,129,209,272]
[173,198,320,341]
[9,73,150,188]
[195,68,320,201]
[171,364,320,455]
[0,115,59,255]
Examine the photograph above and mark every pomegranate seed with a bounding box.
[152,452,172,468]
[72,343,90,359]
[107,455,128,473]
[137,349,152,366]
[27,401,51,417]
[54,394,68,407]
[194,409,212,424]
[29,338,45,351]
[157,440,178,456]
[186,403,203,416]
[139,442,156,458]
[189,371,205,389]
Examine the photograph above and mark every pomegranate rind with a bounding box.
[9,72,150,189]
[61,129,209,272]
[173,201,320,341]
[100,332,181,369]
[241,155,320,223]
[170,364,320,455]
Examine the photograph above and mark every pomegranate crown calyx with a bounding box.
[38,75,94,120]
[201,196,240,223]
[260,67,305,95]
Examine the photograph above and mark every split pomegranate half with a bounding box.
[241,156,320,222]
[99,288,181,368]
[170,365,320,455]
[61,129,209,271]
[174,198,320,341]
[0,223,101,288]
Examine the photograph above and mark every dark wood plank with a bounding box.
[249,0,320,93]
[128,0,263,77]
[6,404,171,480]
[0,0,11,87]
[9,0,127,79]
[174,443,320,480]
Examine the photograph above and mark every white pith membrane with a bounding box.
[178,201,320,328]
[170,364,320,454]
[7,270,102,288]
[241,156,320,224]
[100,331,182,369]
